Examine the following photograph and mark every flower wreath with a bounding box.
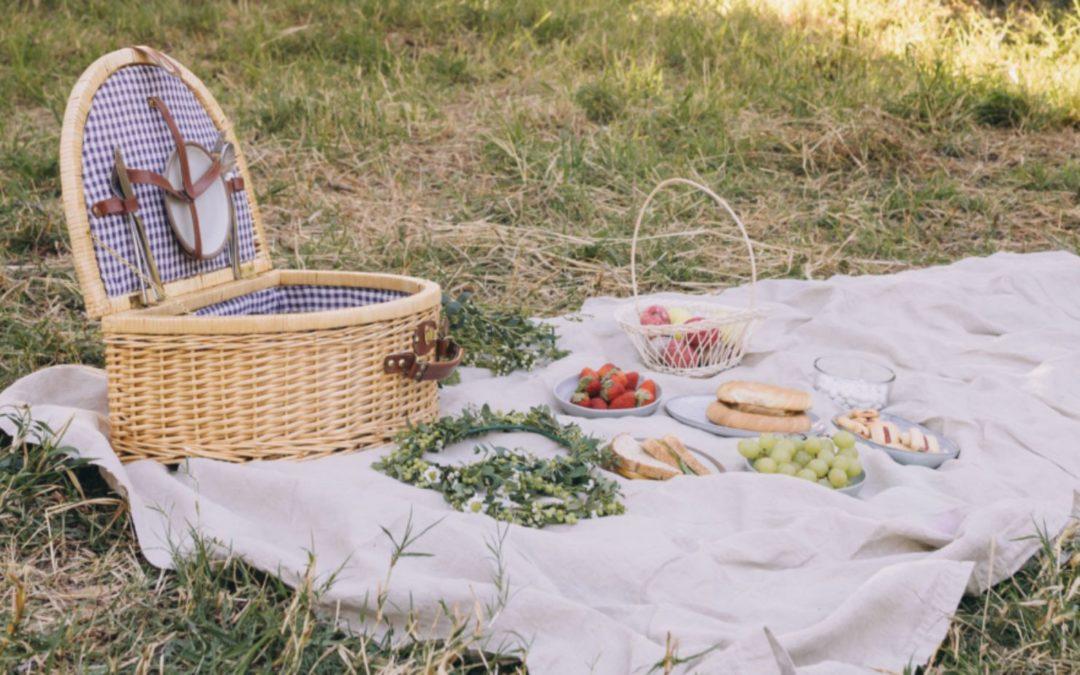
[375,406,625,527]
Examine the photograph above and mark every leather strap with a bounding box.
[91,196,139,217]
[384,321,463,382]
[226,176,245,192]
[125,167,191,201]
[149,96,202,257]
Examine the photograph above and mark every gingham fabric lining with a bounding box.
[81,64,257,298]
[192,285,408,317]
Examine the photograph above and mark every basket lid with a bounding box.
[60,47,273,319]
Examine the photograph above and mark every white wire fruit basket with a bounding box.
[615,178,766,377]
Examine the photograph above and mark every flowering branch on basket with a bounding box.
[442,292,567,376]
[375,406,625,527]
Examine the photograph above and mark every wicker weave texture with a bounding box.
[105,303,439,463]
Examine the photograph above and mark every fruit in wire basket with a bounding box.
[662,339,698,368]
[747,431,865,491]
[639,305,671,326]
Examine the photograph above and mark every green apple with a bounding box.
[667,307,693,325]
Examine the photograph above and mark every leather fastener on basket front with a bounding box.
[384,320,463,382]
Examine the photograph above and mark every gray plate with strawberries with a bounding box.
[553,375,662,418]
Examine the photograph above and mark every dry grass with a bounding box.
[1,0,1079,671]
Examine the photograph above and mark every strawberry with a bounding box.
[638,379,657,397]
[597,363,618,377]
[608,391,637,409]
[577,375,601,396]
[605,369,628,388]
[634,388,655,407]
[623,371,639,390]
[589,397,609,410]
[579,367,599,381]
[570,391,591,407]
[600,378,626,403]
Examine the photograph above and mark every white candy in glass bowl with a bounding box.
[813,356,895,411]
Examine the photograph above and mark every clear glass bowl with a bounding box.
[813,356,895,410]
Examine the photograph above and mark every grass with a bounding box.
[0,0,1078,670]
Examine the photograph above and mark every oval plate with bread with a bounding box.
[666,381,822,438]
[833,410,960,469]
[607,433,723,480]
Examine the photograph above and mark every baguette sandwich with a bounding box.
[707,381,812,433]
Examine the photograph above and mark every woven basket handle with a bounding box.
[630,177,758,312]
[131,45,184,78]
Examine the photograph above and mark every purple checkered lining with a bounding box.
[192,285,407,317]
[81,64,257,298]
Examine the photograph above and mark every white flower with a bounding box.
[589,510,599,520]
[584,479,595,491]
[465,495,485,513]
[421,465,440,485]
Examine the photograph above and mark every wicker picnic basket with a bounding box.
[59,47,461,464]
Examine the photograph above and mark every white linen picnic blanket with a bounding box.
[4,251,1079,674]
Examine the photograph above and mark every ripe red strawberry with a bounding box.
[589,397,609,410]
[608,391,637,409]
[605,369,628,388]
[600,379,626,403]
[634,388,655,407]
[597,363,618,377]
[623,371,639,389]
[577,374,601,396]
[570,391,590,407]
[579,367,599,381]
[638,379,657,397]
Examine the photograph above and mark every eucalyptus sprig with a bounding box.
[375,406,625,528]
[442,292,567,376]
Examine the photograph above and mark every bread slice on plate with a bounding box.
[609,434,678,480]
[641,437,711,476]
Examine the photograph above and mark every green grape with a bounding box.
[818,447,836,464]
[818,478,832,487]
[833,430,856,450]
[793,450,812,467]
[807,458,829,478]
[796,468,817,481]
[839,446,859,459]
[828,468,849,488]
[804,436,823,456]
[791,437,806,452]
[778,462,798,476]
[771,440,795,464]
[845,458,863,478]
[831,456,852,475]
[759,434,778,451]
[754,457,778,473]
[738,438,762,460]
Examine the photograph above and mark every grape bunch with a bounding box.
[738,430,863,489]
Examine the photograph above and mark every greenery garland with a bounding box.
[375,406,625,527]
[442,292,567,376]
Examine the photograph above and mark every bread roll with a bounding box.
[715,381,812,413]
[707,400,811,433]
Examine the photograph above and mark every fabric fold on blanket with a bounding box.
[3,251,1079,674]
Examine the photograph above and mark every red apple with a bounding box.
[662,339,698,368]
[639,305,671,326]
[685,317,720,351]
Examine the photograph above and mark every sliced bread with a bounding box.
[609,434,678,480]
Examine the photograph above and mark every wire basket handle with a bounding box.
[630,177,758,312]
